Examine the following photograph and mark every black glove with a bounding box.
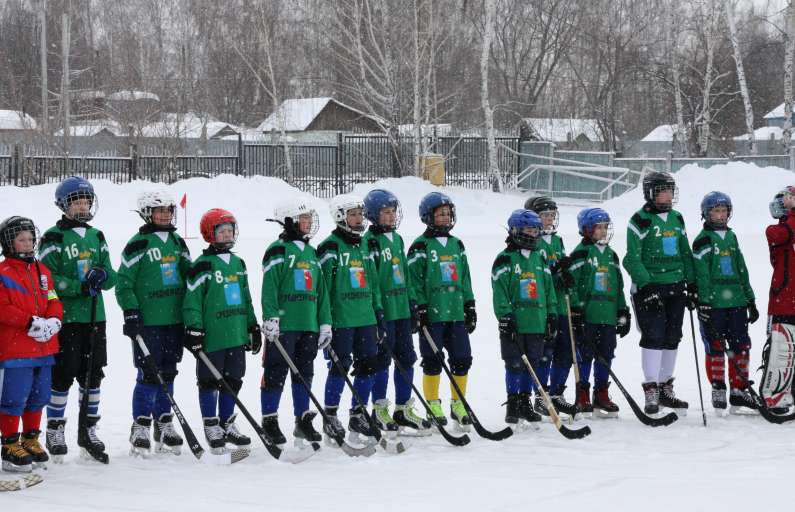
[375,309,388,344]
[569,306,585,337]
[560,270,575,289]
[616,308,631,338]
[697,303,712,324]
[747,300,759,324]
[550,256,573,275]
[498,313,518,337]
[246,324,262,355]
[417,304,431,332]
[184,327,205,356]
[122,309,146,340]
[409,301,421,334]
[544,314,558,341]
[638,284,663,312]
[686,283,698,311]
[464,301,477,334]
[85,267,108,295]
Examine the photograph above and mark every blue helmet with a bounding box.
[508,209,542,249]
[419,192,456,233]
[363,189,402,231]
[577,208,613,245]
[701,191,732,229]
[55,176,98,222]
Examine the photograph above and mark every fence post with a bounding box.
[666,150,673,174]
[130,143,138,181]
[728,152,736,162]
[790,146,794,173]
[547,143,555,195]
[237,133,243,177]
[336,131,344,195]
[13,144,19,187]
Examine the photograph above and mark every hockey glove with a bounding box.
[318,324,333,350]
[498,313,518,337]
[263,317,280,342]
[685,283,698,311]
[184,327,205,357]
[122,309,146,340]
[697,303,712,324]
[375,309,388,344]
[569,306,585,337]
[559,270,575,289]
[27,316,49,342]
[638,284,663,312]
[544,314,559,341]
[747,300,759,324]
[409,301,421,334]
[247,324,263,355]
[85,267,108,295]
[550,256,573,275]
[45,317,62,335]
[417,304,431,332]
[464,300,477,334]
[616,308,631,338]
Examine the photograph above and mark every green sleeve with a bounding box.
[407,240,428,306]
[568,247,588,310]
[182,260,212,329]
[114,235,145,311]
[316,262,332,326]
[623,216,651,288]
[260,244,285,320]
[692,232,713,305]
[176,236,192,280]
[97,232,118,292]
[241,260,257,328]
[614,251,627,311]
[40,232,82,298]
[318,240,339,294]
[678,222,695,284]
[368,248,383,312]
[491,253,513,320]
[543,265,558,314]
[734,237,755,302]
[397,235,417,303]
[459,239,475,304]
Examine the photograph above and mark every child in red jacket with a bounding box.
[0,217,63,473]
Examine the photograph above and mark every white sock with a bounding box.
[658,349,678,383]
[641,348,663,383]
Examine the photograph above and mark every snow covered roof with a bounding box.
[71,90,106,101]
[106,91,160,102]
[257,98,385,132]
[641,124,684,142]
[521,118,609,142]
[398,124,453,137]
[53,121,122,137]
[0,110,37,131]
[733,126,795,141]
[140,112,238,139]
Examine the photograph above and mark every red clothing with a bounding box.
[0,257,63,362]
[767,210,795,315]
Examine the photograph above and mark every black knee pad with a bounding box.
[88,369,104,389]
[198,378,220,393]
[355,355,378,377]
[450,357,472,377]
[139,372,160,386]
[222,378,243,395]
[262,366,289,393]
[328,363,350,379]
[162,372,178,384]
[504,359,527,375]
[50,375,74,393]
[294,360,314,380]
[420,356,442,376]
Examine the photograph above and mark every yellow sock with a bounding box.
[450,374,468,400]
[423,374,441,401]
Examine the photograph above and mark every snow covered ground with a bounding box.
[3,162,794,511]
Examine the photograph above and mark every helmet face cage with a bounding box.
[537,209,559,235]
[770,190,793,219]
[430,204,456,234]
[702,198,732,230]
[363,190,402,232]
[60,190,99,222]
[583,220,614,246]
[332,200,368,237]
[646,184,679,211]
[1,222,40,259]
[138,190,177,227]
[287,209,320,240]
[372,203,402,232]
[200,210,239,250]
[511,225,540,250]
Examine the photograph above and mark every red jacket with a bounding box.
[767,211,795,315]
[0,257,63,362]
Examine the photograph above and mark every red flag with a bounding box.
[179,194,186,209]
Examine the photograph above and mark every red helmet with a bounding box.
[200,208,238,250]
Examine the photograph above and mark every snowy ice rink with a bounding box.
[3,162,794,511]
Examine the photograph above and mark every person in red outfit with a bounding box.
[0,217,63,473]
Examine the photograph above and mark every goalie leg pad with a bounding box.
[760,323,795,409]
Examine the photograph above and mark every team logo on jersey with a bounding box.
[79,250,91,258]
[161,262,178,285]
[720,256,733,276]
[521,271,535,279]
[595,272,611,292]
[520,278,537,299]
[76,259,91,282]
[350,267,367,288]
[440,262,458,282]
[294,269,313,290]
[440,255,453,262]
[161,255,176,263]
[391,256,400,264]
[392,264,404,285]
[662,236,677,255]
[224,282,242,305]
[350,260,363,267]
[39,275,47,290]
[296,262,311,269]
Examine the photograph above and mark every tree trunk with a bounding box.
[481,0,501,192]
[783,3,795,155]
[725,0,757,155]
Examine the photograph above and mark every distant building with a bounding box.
[257,98,384,142]
[519,118,612,142]
[641,124,686,142]
[0,110,37,134]
[763,103,795,128]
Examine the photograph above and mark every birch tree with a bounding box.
[783,1,795,154]
[724,0,756,154]
[480,0,501,192]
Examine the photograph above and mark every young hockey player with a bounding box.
[692,192,758,416]
[182,209,261,454]
[0,217,63,472]
[115,189,192,455]
[491,210,558,428]
[623,171,696,416]
[407,192,477,432]
[363,189,431,436]
[260,197,331,448]
[568,208,629,419]
[40,176,117,462]
[317,195,386,445]
[524,196,577,419]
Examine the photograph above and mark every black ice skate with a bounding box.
[21,430,48,470]
[129,416,152,457]
[293,411,322,447]
[322,406,346,448]
[203,417,227,455]
[519,391,542,430]
[450,399,472,433]
[549,385,579,418]
[371,399,400,436]
[504,394,520,425]
[220,413,251,452]
[729,386,762,416]
[1,433,33,473]
[642,381,660,415]
[77,414,106,460]
[533,388,552,423]
[153,413,183,455]
[393,398,432,437]
[658,378,688,416]
[592,382,619,419]
[259,413,286,448]
[348,404,378,445]
[45,418,67,464]
[711,381,728,417]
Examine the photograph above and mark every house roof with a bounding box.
[641,124,684,142]
[521,118,608,142]
[139,113,238,139]
[763,102,794,119]
[107,90,160,102]
[0,110,37,131]
[257,98,384,132]
[733,126,795,141]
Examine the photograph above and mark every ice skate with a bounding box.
[533,388,553,423]
[642,381,660,416]
[129,416,151,457]
[549,385,579,420]
[45,418,67,464]
[322,406,346,448]
[592,382,619,419]
[576,382,594,419]
[659,378,688,416]
[348,405,378,445]
[711,382,727,417]
[371,399,400,439]
[293,411,322,447]
[78,414,106,460]
[393,398,432,437]
[259,413,286,449]
[518,391,541,430]
[729,387,762,416]
[1,434,33,473]
[221,413,251,452]
[153,413,182,455]
[504,394,520,427]
[426,399,448,429]
[203,417,227,455]
[450,399,472,433]
[21,430,48,470]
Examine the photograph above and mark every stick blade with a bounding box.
[473,422,514,441]
[559,424,591,440]
[0,472,44,492]
[639,411,679,427]
[340,441,376,457]
[199,449,249,465]
[437,425,471,446]
[378,436,412,455]
[277,442,321,464]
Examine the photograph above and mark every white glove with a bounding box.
[45,317,62,335]
[318,324,332,350]
[263,317,280,342]
[27,316,50,342]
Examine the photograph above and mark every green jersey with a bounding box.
[491,244,557,334]
[569,240,627,325]
[363,227,416,322]
[115,226,192,326]
[537,233,567,315]
[316,229,382,329]
[407,230,475,323]
[261,237,331,332]
[182,249,257,353]
[39,217,118,323]
[623,205,695,288]
[691,225,754,309]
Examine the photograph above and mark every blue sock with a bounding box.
[199,390,218,418]
[578,364,592,382]
[153,382,174,418]
[325,374,345,408]
[291,382,310,417]
[48,390,69,418]
[550,365,570,392]
[261,391,282,416]
[394,367,413,405]
[505,369,522,395]
[536,363,551,388]
[371,369,389,403]
[132,382,158,419]
[352,376,374,409]
[78,387,100,416]
[218,392,235,421]
[594,362,611,387]
[520,373,536,393]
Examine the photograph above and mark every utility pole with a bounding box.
[61,13,71,152]
[39,11,48,133]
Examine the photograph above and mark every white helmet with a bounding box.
[272,196,319,240]
[137,189,177,226]
[329,194,367,237]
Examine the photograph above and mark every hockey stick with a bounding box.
[564,293,582,424]
[326,345,411,455]
[422,326,513,441]
[271,336,375,457]
[76,295,109,464]
[135,335,248,464]
[705,322,795,425]
[378,335,470,446]
[511,333,591,439]
[688,312,707,426]
[197,351,320,463]
[580,331,678,427]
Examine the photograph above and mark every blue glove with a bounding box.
[375,309,388,344]
[85,267,108,295]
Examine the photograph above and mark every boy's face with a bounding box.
[434,205,452,227]
[152,206,173,226]
[539,211,556,230]
[591,222,609,241]
[379,206,396,226]
[67,198,92,219]
[215,223,235,243]
[13,231,35,254]
[346,208,363,227]
[655,188,674,205]
[710,205,728,224]
[298,213,313,234]
[783,194,795,211]
[521,226,539,237]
